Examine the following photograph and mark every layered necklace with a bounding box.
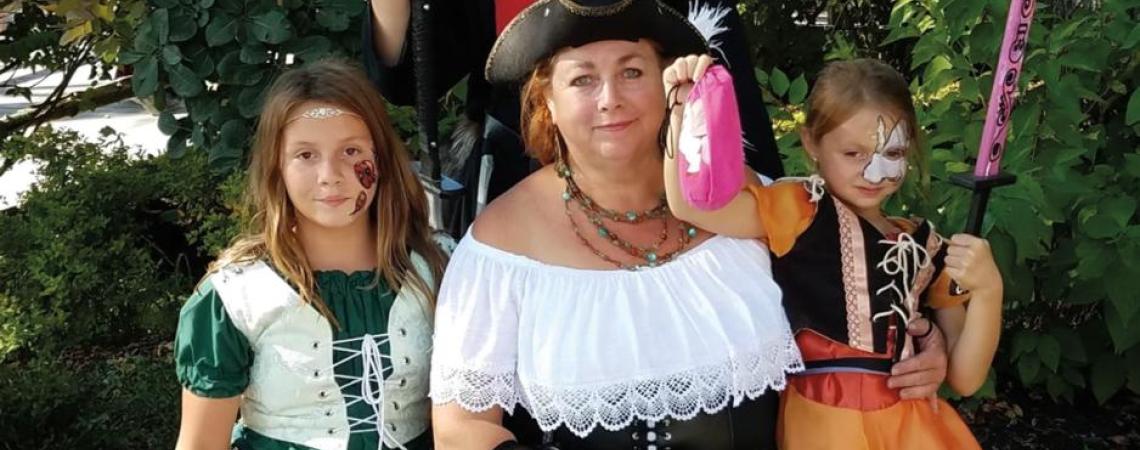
[557,162,697,271]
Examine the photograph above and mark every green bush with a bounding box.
[0,353,178,450]
[120,0,465,174]
[757,0,1140,405]
[0,127,237,359]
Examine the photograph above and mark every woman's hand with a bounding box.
[943,234,1002,297]
[888,318,948,403]
[662,54,715,105]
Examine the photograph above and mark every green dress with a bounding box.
[174,269,431,450]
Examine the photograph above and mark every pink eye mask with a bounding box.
[676,65,745,210]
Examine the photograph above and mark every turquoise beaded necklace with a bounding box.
[557,162,698,270]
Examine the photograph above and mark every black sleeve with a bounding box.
[360,1,477,106]
[716,3,784,178]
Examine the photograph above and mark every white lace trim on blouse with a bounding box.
[430,234,803,437]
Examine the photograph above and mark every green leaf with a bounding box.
[167,129,190,158]
[1062,366,1086,388]
[1126,88,1140,126]
[753,67,768,85]
[1103,197,1138,228]
[158,110,179,135]
[183,45,215,78]
[1017,352,1041,384]
[1091,353,1126,404]
[1051,327,1088,364]
[133,21,160,54]
[167,64,204,98]
[1125,154,1140,179]
[1038,334,1062,373]
[161,45,182,66]
[153,9,170,44]
[1083,214,1122,239]
[770,68,790,97]
[1011,330,1038,359]
[788,74,808,105]
[118,50,148,66]
[1106,301,1140,353]
[236,84,267,119]
[282,36,332,63]
[219,119,248,149]
[1075,239,1110,280]
[169,7,198,42]
[131,57,159,97]
[187,96,220,123]
[240,43,267,65]
[1045,373,1072,403]
[1059,40,1110,72]
[1106,264,1140,326]
[924,55,953,84]
[205,13,239,47]
[249,10,293,44]
[1127,348,1140,394]
[1124,23,1140,50]
[153,0,180,8]
[208,145,243,173]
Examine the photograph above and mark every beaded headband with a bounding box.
[285,106,361,124]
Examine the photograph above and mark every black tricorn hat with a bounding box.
[485,0,714,84]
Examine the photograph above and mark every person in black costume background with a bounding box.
[362,0,784,237]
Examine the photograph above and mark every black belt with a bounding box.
[505,391,780,450]
[802,357,893,374]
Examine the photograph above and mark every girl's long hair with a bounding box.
[210,59,446,324]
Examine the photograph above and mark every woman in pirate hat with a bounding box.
[427,2,951,449]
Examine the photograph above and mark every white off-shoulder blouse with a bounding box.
[429,233,803,437]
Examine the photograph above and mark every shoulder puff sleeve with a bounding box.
[924,232,972,310]
[428,237,524,414]
[744,180,817,257]
[174,279,253,398]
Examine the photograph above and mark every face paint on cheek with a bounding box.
[349,159,376,215]
[354,160,377,189]
[350,191,368,216]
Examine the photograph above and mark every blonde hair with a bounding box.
[210,59,446,325]
[805,59,927,182]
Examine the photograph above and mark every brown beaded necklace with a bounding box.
[556,162,697,270]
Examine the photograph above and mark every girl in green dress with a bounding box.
[174,59,450,450]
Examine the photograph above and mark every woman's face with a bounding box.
[279,101,378,231]
[546,39,665,165]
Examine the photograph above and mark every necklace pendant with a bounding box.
[626,211,638,222]
[645,251,658,263]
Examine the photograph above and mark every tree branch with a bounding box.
[0,77,134,138]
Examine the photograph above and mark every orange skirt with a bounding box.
[777,331,981,450]
[778,384,980,450]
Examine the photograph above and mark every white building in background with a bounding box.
[0,66,168,208]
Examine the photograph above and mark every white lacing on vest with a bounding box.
[330,333,407,450]
[871,231,940,328]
